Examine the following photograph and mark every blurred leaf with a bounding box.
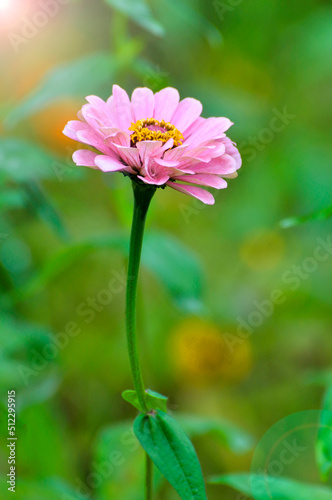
[306,370,332,387]
[13,231,204,312]
[23,181,69,241]
[0,137,57,181]
[317,388,332,482]
[19,403,76,479]
[17,373,62,412]
[143,232,204,313]
[104,0,164,37]
[280,205,332,228]
[0,188,26,212]
[5,52,116,128]
[177,413,255,454]
[94,420,154,500]
[209,473,332,499]
[159,0,222,46]
[122,389,168,412]
[134,410,207,499]
[0,478,86,500]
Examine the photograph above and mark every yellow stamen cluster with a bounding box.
[129,118,184,147]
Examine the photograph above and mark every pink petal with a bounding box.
[108,85,133,130]
[76,129,110,154]
[184,117,232,146]
[163,145,188,162]
[138,173,169,186]
[183,117,205,139]
[103,130,131,148]
[63,120,90,141]
[112,145,141,168]
[171,98,203,134]
[131,87,155,121]
[223,137,242,170]
[167,182,215,205]
[154,87,180,122]
[136,141,164,164]
[192,154,237,175]
[72,150,99,168]
[85,95,114,128]
[94,155,130,173]
[171,174,227,189]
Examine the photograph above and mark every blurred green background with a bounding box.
[0,0,332,498]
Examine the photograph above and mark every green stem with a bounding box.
[125,180,156,413]
[145,453,153,500]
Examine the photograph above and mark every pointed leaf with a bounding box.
[134,410,207,499]
[209,473,332,500]
[122,389,168,413]
[122,390,145,412]
[145,389,168,413]
[103,0,164,37]
[280,205,332,228]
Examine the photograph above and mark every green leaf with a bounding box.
[5,52,116,127]
[317,388,332,481]
[158,0,222,47]
[177,413,255,454]
[13,231,204,312]
[280,205,332,228]
[0,478,87,500]
[143,231,204,313]
[0,138,58,181]
[104,0,164,37]
[209,473,332,500]
[22,181,69,241]
[122,389,168,413]
[134,410,207,499]
[145,389,168,413]
[122,390,145,412]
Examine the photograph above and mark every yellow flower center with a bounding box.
[129,118,184,147]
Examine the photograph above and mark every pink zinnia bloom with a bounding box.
[63,86,241,204]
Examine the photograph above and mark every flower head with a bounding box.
[63,85,241,204]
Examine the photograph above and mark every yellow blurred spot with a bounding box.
[240,229,285,271]
[169,318,252,385]
[31,99,82,154]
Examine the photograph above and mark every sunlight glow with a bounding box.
[0,0,12,10]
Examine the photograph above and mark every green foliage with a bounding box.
[13,231,203,312]
[177,413,255,454]
[103,0,165,37]
[209,474,332,499]
[0,138,57,181]
[5,53,116,127]
[280,205,332,228]
[122,389,168,412]
[317,388,332,482]
[134,410,207,499]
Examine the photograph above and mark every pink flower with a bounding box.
[63,86,241,205]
